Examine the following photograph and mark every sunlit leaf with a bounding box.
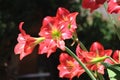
[107,69,116,80]
[102,62,120,80]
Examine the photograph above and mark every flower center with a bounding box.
[51,28,61,40]
[68,24,71,29]
[66,60,74,71]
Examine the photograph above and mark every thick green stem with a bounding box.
[65,46,96,80]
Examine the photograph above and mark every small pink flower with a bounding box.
[57,53,84,80]
[14,22,36,60]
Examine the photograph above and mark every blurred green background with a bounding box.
[0,0,120,80]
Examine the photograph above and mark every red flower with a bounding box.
[112,50,120,63]
[56,7,78,32]
[87,42,112,74]
[39,16,73,57]
[57,53,84,80]
[89,42,112,57]
[76,42,112,74]
[14,22,45,60]
[39,7,79,57]
[14,22,37,60]
[39,16,72,40]
[82,0,106,12]
[107,0,120,13]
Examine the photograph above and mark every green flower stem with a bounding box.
[107,56,118,64]
[34,37,45,45]
[97,72,105,80]
[90,56,108,64]
[65,46,96,80]
[79,41,88,51]
[72,32,88,51]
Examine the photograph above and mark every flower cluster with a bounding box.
[57,42,117,79]
[14,0,120,80]
[14,7,78,60]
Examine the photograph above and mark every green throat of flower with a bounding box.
[51,28,61,40]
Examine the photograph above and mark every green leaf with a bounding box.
[102,63,120,72]
[107,69,117,80]
[102,63,120,80]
